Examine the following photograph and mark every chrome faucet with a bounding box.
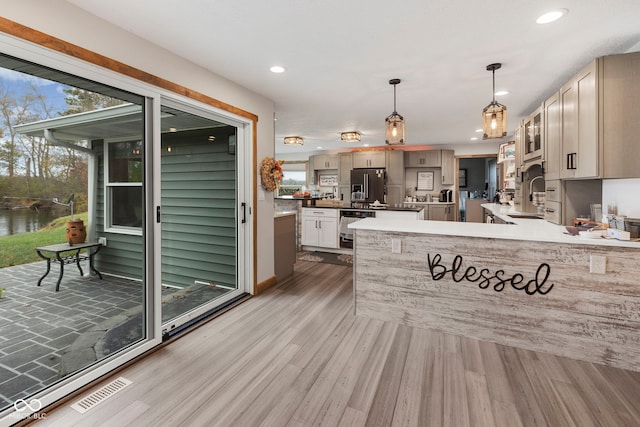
[529,175,544,201]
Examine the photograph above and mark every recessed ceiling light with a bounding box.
[495,90,509,96]
[536,9,567,24]
[475,129,483,133]
[363,144,369,147]
[270,65,286,73]
[316,146,322,150]
[470,137,479,141]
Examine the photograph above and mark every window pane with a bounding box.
[109,141,143,182]
[111,186,143,227]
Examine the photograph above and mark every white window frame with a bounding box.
[103,138,144,235]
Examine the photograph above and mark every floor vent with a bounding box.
[71,377,132,414]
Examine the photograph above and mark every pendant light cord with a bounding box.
[492,69,496,103]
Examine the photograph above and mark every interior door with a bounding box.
[159,101,248,335]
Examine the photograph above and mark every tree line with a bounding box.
[0,79,123,208]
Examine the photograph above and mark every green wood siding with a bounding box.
[92,126,237,288]
[161,128,237,289]
[94,139,145,280]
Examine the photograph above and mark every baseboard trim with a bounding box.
[255,275,277,295]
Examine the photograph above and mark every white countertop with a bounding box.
[274,211,297,218]
[349,202,639,248]
[402,201,454,205]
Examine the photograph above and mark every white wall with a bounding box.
[602,178,640,218]
[1,0,276,286]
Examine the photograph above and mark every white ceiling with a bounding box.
[67,0,640,157]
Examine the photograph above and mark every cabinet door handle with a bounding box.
[318,221,322,229]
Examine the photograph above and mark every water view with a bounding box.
[0,208,58,237]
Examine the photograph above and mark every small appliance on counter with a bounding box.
[439,189,452,202]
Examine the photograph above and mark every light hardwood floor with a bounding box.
[35,259,640,426]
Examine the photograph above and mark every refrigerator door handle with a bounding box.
[364,173,369,199]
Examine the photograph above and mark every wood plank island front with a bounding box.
[349,217,640,372]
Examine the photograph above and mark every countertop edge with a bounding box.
[348,217,639,248]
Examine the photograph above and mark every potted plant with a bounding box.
[0,287,5,299]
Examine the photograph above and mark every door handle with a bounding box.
[241,202,246,224]
[364,174,369,198]
[156,206,161,223]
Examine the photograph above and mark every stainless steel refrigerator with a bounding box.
[350,168,386,204]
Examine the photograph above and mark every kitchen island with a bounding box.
[349,215,640,372]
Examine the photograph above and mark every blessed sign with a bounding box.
[427,253,554,295]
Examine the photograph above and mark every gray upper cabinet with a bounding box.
[404,150,441,167]
[523,104,543,162]
[338,152,352,185]
[385,150,404,185]
[560,60,598,179]
[599,52,640,178]
[440,150,455,185]
[352,151,385,168]
[544,91,561,181]
[385,150,405,205]
[307,155,315,185]
[313,154,338,170]
[554,51,640,180]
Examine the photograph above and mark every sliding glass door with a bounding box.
[159,102,246,335]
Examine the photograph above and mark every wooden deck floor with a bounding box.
[35,260,640,426]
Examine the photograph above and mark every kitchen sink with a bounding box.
[507,214,544,219]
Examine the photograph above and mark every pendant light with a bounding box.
[385,78,405,145]
[482,63,507,140]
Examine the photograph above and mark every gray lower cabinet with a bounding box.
[274,213,296,281]
[428,204,455,221]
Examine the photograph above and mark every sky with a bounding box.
[0,67,70,115]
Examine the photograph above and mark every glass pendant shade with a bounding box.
[482,63,507,140]
[385,112,405,145]
[385,78,405,145]
[482,102,507,139]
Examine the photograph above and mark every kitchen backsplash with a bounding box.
[602,178,640,218]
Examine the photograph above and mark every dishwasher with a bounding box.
[339,210,375,248]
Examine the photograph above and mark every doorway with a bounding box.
[456,154,498,222]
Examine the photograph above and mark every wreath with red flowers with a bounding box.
[260,157,285,192]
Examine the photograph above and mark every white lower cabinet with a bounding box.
[301,208,339,249]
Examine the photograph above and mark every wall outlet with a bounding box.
[98,237,107,247]
[391,238,402,254]
[590,255,606,274]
